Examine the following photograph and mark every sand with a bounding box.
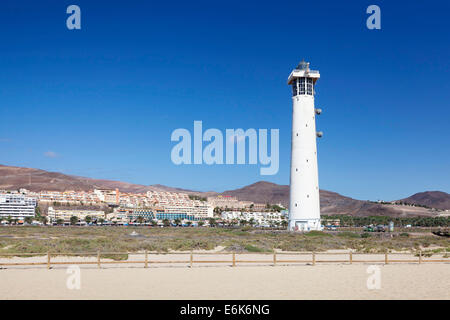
[0,253,449,299]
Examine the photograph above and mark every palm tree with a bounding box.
[40,216,48,225]
[136,216,144,224]
[7,216,12,225]
[98,218,105,225]
[70,216,78,225]
[174,218,181,226]
[208,218,216,227]
[198,221,204,227]
[186,221,192,227]
[85,216,92,225]
[281,220,288,228]
[24,216,33,225]
[150,220,158,227]
[162,219,170,227]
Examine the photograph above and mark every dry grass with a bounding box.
[0,226,448,259]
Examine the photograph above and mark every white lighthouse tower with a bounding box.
[287,60,322,232]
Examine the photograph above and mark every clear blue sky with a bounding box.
[0,0,449,200]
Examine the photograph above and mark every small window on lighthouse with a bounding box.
[307,78,313,95]
[299,77,306,95]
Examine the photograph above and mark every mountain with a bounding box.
[220,181,362,213]
[0,164,196,194]
[221,181,289,206]
[220,181,446,216]
[399,191,450,210]
[0,164,446,216]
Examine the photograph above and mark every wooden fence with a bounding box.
[0,251,449,269]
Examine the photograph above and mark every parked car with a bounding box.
[364,225,386,232]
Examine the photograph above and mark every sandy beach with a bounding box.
[0,253,449,299]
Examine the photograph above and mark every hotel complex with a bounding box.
[0,193,37,220]
[47,207,105,224]
[0,187,282,225]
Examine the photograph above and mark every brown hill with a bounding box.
[0,164,212,195]
[220,181,363,214]
[220,181,441,217]
[399,191,450,210]
[0,164,148,193]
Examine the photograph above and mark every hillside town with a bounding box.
[0,188,287,227]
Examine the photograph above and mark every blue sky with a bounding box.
[0,0,449,200]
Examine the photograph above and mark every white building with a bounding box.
[163,202,213,219]
[47,207,105,224]
[207,196,255,209]
[0,193,37,220]
[287,60,322,231]
[221,211,286,226]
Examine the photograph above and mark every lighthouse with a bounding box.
[287,60,322,232]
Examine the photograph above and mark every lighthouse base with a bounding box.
[288,218,322,232]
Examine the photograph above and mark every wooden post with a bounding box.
[419,250,422,264]
[312,252,316,266]
[145,250,148,268]
[97,250,101,269]
[385,252,388,265]
[190,251,193,268]
[273,252,277,266]
[349,251,353,264]
[232,252,236,267]
[47,251,50,270]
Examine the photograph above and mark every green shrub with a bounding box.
[337,232,360,238]
[399,232,409,237]
[361,233,371,238]
[304,231,332,237]
[244,244,265,252]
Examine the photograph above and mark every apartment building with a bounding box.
[93,189,120,205]
[207,195,256,209]
[221,211,286,225]
[106,210,129,224]
[146,190,191,206]
[29,190,100,204]
[47,207,105,223]
[163,203,213,219]
[0,193,37,220]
